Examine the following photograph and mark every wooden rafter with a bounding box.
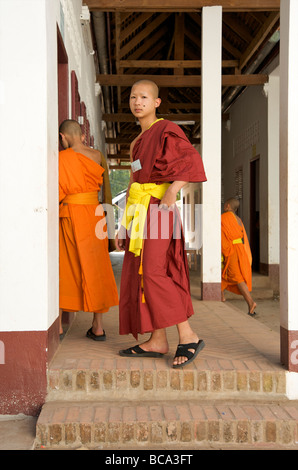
[121,102,201,109]
[85,0,280,12]
[103,113,202,122]
[222,13,253,44]
[119,13,170,58]
[97,73,268,87]
[89,5,280,167]
[239,11,280,70]
[106,136,201,144]
[120,13,151,42]
[119,60,239,68]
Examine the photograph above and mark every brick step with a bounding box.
[35,398,298,449]
[47,361,286,402]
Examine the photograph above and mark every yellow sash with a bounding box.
[121,182,170,257]
[63,191,99,205]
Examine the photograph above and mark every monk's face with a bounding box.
[129,82,161,119]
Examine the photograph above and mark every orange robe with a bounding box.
[59,148,118,313]
[221,211,252,295]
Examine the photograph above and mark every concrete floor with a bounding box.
[0,414,37,450]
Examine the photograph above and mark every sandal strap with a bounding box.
[174,343,197,360]
[177,342,198,349]
[131,345,144,354]
[122,344,143,355]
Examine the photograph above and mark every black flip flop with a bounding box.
[172,339,205,369]
[247,311,257,317]
[86,327,106,341]
[119,344,164,358]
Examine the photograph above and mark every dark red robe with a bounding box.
[119,119,207,339]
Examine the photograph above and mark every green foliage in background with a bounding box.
[109,169,130,199]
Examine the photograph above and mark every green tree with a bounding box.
[109,169,130,199]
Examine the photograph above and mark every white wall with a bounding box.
[0,0,104,332]
[0,0,54,331]
[59,0,105,151]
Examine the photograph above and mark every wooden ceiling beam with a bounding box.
[121,102,201,109]
[103,113,202,122]
[119,13,170,58]
[119,59,239,68]
[239,11,280,70]
[85,0,280,13]
[107,154,131,160]
[174,13,184,75]
[222,13,253,44]
[106,137,133,144]
[107,136,201,144]
[104,112,230,121]
[124,28,167,60]
[97,73,268,87]
[120,13,152,42]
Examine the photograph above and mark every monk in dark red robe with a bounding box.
[116,80,207,368]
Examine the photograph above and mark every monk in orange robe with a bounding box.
[59,120,118,340]
[221,198,257,316]
[116,80,207,368]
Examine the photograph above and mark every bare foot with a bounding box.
[129,330,169,355]
[248,301,257,315]
[134,338,169,355]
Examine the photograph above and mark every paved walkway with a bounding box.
[52,252,282,378]
[0,252,287,450]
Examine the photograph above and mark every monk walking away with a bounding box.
[59,120,118,341]
[116,80,207,368]
[221,198,257,316]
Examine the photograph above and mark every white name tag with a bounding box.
[131,159,142,173]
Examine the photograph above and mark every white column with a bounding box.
[280,0,298,389]
[201,6,222,300]
[267,72,280,295]
[0,0,59,333]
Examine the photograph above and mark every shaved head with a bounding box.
[131,80,159,99]
[59,119,82,137]
[224,198,240,212]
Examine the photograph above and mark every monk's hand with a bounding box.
[116,225,126,251]
[159,187,176,210]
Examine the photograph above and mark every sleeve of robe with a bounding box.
[152,131,207,183]
[133,120,207,184]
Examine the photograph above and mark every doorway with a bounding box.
[250,157,260,272]
[57,27,68,150]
